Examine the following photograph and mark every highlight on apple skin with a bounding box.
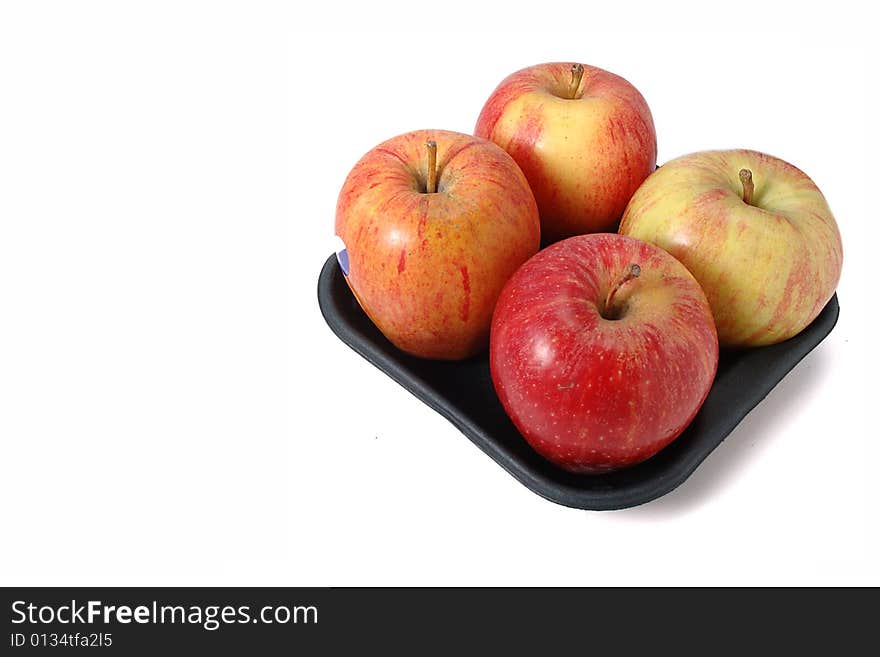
[475,62,657,243]
[489,233,719,474]
[335,129,541,360]
[619,149,843,347]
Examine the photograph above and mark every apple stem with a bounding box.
[739,168,754,205]
[604,264,641,319]
[426,140,438,194]
[569,63,584,99]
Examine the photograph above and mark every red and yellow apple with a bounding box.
[475,62,656,243]
[619,149,843,346]
[335,129,540,360]
[490,233,718,474]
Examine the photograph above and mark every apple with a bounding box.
[475,62,656,243]
[490,233,718,474]
[619,149,843,346]
[335,129,540,360]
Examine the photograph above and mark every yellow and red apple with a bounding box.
[475,62,656,243]
[335,129,540,360]
[619,149,843,346]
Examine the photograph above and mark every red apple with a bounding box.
[475,62,656,243]
[335,129,540,360]
[619,149,843,346]
[490,233,718,473]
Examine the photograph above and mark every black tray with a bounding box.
[318,254,840,510]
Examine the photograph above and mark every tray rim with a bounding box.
[318,253,840,510]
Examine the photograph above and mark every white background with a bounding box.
[1,1,877,586]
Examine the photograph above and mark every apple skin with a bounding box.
[335,129,540,360]
[490,233,718,474]
[475,62,656,243]
[619,149,843,347]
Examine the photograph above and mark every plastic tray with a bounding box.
[318,254,839,510]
